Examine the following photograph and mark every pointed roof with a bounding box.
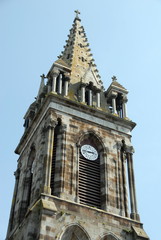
[49,11,103,90]
[111,76,128,92]
[106,76,128,96]
[54,59,71,69]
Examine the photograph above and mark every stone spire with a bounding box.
[54,11,103,89]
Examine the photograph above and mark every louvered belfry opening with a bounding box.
[79,135,101,209]
[50,119,61,195]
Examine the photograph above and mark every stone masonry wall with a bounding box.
[56,110,132,217]
[39,195,143,240]
[7,97,138,239]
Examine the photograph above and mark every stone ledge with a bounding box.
[41,193,142,225]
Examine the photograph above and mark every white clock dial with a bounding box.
[81,145,98,160]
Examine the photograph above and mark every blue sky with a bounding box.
[0,0,161,239]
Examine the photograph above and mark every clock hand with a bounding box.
[82,150,93,154]
[87,151,94,154]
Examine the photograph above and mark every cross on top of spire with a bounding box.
[112,76,117,82]
[75,10,81,19]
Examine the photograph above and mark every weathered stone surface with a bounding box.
[6,12,149,240]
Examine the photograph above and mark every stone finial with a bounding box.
[40,73,46,80]
[37,74,46,101]
[112,76,117,82]
[14,169,20,179]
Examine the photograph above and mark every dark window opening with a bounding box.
[50,119,61,195]
[85,90,89,105]
[82,57,85,62]
[116,94,123,118]
[56,75,59,93]
[23,118,29,129]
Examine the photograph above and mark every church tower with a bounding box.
[6,11,149,240]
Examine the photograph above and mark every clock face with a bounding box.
[81,144,98,161]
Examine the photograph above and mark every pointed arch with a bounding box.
[99,232,121,240]
[77,129,106,153]
[60,223,91,240]
[76,130,107,210]
[19,144,36,222]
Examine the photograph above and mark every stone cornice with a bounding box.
[46,93,136,130]
[15,93,136,155]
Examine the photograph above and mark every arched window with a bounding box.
[78,133,105,209]
[61,224,90,240]
[19,146,36,222]
[50,118,62,195]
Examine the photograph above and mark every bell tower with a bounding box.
[6,11,149,240]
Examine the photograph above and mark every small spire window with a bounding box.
[81,57,85,62]
[23,118,29,129]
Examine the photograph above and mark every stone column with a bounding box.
[88,89,93,106]
[100,150,108,211]
[64,79,69,96]
[117,143,124,215]
[52,73,58,93]
[122,95,128,118]
[58,74,62,94]
[42,117,57,194]
[96,90,101,108]
[111,92,117,114]
[126,147,140,221]
[58,124,67,197]
[80,83,86,103]
[121,151,129,217]
[47,78,52,93]
[76,143,80,203]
